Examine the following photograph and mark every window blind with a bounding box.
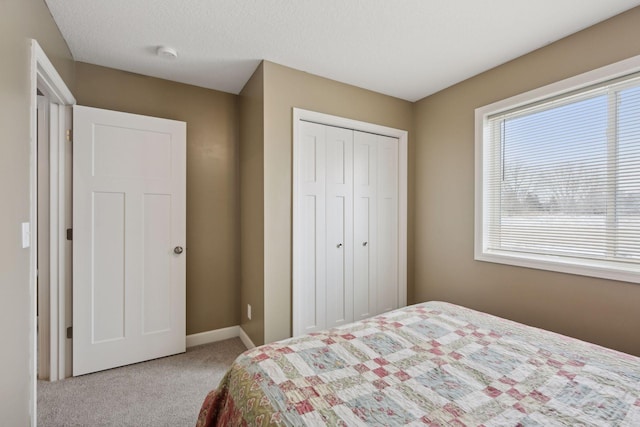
[485,75,640,265]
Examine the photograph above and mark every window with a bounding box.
[475,56,640,283]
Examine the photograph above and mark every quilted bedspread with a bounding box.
[197,302,640,426]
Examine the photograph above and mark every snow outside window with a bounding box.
[475,60,640,284]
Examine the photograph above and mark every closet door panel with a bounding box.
[325,126,354,327]
[376,136,399,314]
[295,121,327,334]
[353,131,378,320]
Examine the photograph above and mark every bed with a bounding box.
[197,301,640,426]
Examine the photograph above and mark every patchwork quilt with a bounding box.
[197,302,640,426]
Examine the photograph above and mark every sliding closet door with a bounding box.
[294,121,327,334]
[376,135,399,314]
[353,131,378,320]
[325,126,354,328]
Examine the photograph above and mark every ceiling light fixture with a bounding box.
[156,46,178,59]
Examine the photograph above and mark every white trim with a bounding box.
[238,327,256,349]
[292,108,408,336]
[29,39,39,427]
[60,105,73,379]
[398,126,408,308]
[293,109,409,142]
[29,39,76,425]
[33,42,76,106]
[37,96,50,382]
[475,53,640,284]
[48,103,59,382]
[185,326,255,350]
[476,251,640,284]
[186,326,241,348]
[476,54,640,121]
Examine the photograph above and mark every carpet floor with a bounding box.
[38,338,247,427]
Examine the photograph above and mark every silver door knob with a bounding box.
[337,243,343,248]
[174,246,184,254]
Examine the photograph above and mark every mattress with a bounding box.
[197,301,640,426]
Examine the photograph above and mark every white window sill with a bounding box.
[475,250,640,285]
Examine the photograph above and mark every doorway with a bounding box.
[35,93,73,382]
[30,39,76,420]
[31,34,187,389]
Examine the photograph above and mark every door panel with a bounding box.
[301,195,319,331]
[92,124,172,179]
[142,194,172,334]
[326,195,346,324]
[353,132,378,319]
[294,121,326,335]
[73,105,186,375]
[92,191,125,343]
[325,126,353,327]
[376,136,399,314]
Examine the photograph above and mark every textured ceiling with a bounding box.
[45,0,640,102]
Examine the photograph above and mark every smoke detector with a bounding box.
[156,46,178,59]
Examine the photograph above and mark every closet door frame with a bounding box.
[292,108,408,337]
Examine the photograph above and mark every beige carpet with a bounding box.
[38,338,247,427]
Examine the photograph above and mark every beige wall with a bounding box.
[0,0,75,423]
[413,7,640,356]
[239,63,265,345]
[262,61,414,343]
[75,63,240,335]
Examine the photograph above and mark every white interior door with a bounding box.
[73,105,186,376]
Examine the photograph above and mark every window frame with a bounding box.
[475,54,640,284]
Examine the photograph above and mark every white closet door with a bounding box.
[294,121,327,334]
[376,135,399,314]
[293,112,405,338]
[353,131,378,320]
[325,126,354,328]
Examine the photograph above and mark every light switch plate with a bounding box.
[22,222,30,248]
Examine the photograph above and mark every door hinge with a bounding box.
[66,228,72,241]
[66,326,72,339]
[66,129,72,142]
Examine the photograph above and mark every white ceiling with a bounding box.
[45,0,640,102]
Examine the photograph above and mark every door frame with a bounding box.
[37,94,50,381]
[29,38,75,420]
[292,108,408,337]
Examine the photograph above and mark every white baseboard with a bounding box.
[186,325,256,350]
[186,326,240,348]
[238,326,256,349]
